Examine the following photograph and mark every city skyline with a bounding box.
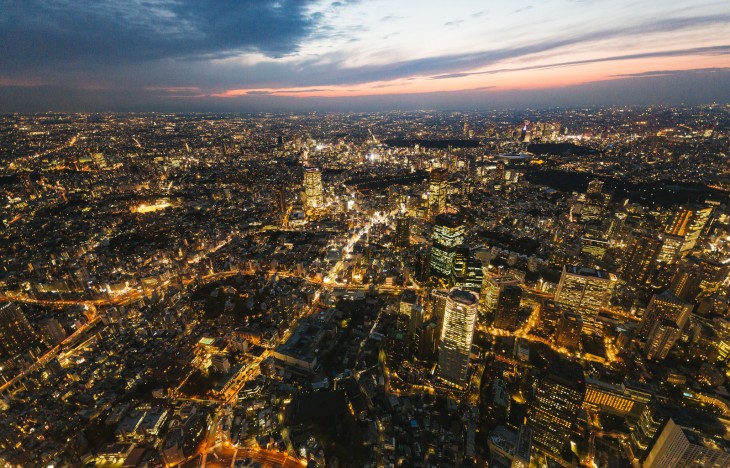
[1,0,730,112]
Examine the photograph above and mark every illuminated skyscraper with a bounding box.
[629,400,667,461]
[302,167,323,210]
[0,302,38,356]
[39,317,66,346]
[555,265,616,333]
[451,246,484,293]
[669,263,703,302]
[555,311,583,350]
[493,285,522,331]
[665,206,712,253]
[586,179,604,194]
[428,288,450,323]
[644,418,730,468]
[528,359,585,459]
[394,214,410,249]
[644,319,681,361]
[438,288,478,387]
[428,168,449,217]
[622,232,662,286]
[482,275,520,314]
[657,233,684,264]
[638,291,692,339]
[430,213,465,278]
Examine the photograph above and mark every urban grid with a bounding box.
[1,1,730,468]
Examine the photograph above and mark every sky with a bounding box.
[1,0,729,112]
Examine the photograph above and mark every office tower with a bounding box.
[527,359,585,458]
[665,206,712,253]
[684,206,712,252]
[580,233,609,260]
[622,232,662,286]
[398,290,423,335]
[493,285,522,331]
[643,419,730,468]
[555,311,583,350]
[644,319,681,361]
[438,288,478,387]
[586,179,604,194]
[669,263,703,302]
[637,291,692,338]
[665,208,693,236]
[537,299,561,335]
[302,167,323,210]
[394,214,410,249]
[583,379,652,419]
[0,302,38,356]
[413,320,439,361]
[430,213,465,278]
[428,288,449,323]
[428,168,449,216]
[604,212,626,242]
[580,193,607,222]
[698,257,730,295]
[630,400,667,461]
[657,233,684,264]
[39,317,66,346]
[482,275,520,314]
[555,265,616,333]
[451,246,484,293]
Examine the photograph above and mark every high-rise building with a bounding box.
[537,299,561,335]
[665,208,693,237]
[583,379,651,419]
[451,246,484,293]
[38,317,66,346]
[669,263,703,302]
[398,290,423,335]
[629,400,667,460]
[657,233,684,264]
[413,320,439,361]
[644,319,681,361]
[665,206,712,253]
[428,288,450,323]
[555,265,616,333]
[428,168,449,217]
[302,167,323,210]
[555,311,583,350]
[0,302,38,356]
[622,232,662,286]
[438,288,478,388]
[528,359,585,459]
[493,285,522,331]
[604,212,626,243]
[643,418,730,468]
[638,291,692,338]
[482,275,520,314]
[586,179,604,195]
[580,233,610,260]
[430,213,465,278]
[698,257,730,295]
[394,214,410,249]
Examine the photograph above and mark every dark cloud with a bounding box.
[612,67,730,77]
[0,0,319,73]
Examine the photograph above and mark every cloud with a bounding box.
[429,46,730,80]
[0,0,320,72]
[611,67,730,77]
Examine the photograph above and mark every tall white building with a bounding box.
[644,418,730,468]
[438,288,478,387]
